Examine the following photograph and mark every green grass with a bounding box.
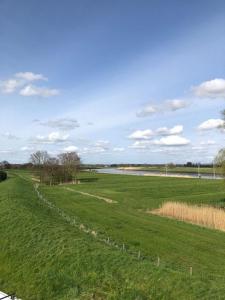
[1,171,225,299]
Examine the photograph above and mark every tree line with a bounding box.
[30,150,81,185]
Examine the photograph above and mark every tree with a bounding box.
[30,150,81,185]
[58,152,81,183]
[43,157,61,185]
[214,111,225,177]
[214,149,225,177]
[0,161,11,169]
[30,151,50,182]
[30,151,50,166]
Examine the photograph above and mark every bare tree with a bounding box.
[30,151,50,182]
[30,150,81,185]
[58,152,81,183]
[214,149,225,178]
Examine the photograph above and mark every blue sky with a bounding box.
[0,0,225,164]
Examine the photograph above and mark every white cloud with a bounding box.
[20,146,34,152]
[63,145,79,152]
[0,79,23,93]
[200,140,216,145]
[154,135,190,146]
[20,85,59,97]
[136,105,157,117]
[165,99,188,111]
[137,99,188,117]
[37,118,79,130]
[79,140,111,154]
[33,132,69,144]
[0,72,59,97]
[198,119,224,130]
[129,125,183,140]
[15,72,47,81]
[0,72,48,94]
[129,140,152,149]
[193,78,225,99]
[156,125,183,135]
[94,140,110,148]
[113,147,125,152]
[128,129,154,140]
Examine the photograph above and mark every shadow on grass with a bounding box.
[79,177,99,183]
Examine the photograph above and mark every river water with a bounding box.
[95,168,222,180]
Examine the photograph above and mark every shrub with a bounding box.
[0,170,7,182]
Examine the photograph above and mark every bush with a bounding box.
[0,170,7,182]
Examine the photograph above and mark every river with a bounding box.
[95,168,222,180]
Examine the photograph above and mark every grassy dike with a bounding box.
[1,172,225,299]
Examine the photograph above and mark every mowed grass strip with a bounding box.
[151,201,225,232]
[64,186,117,203]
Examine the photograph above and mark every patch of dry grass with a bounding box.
[150,202,225,232]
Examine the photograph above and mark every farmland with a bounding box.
[1,170,225,299]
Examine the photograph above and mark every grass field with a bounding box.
[1,170,225,299]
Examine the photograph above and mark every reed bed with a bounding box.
[151,202,225,232]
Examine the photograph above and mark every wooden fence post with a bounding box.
[157,256,160,267]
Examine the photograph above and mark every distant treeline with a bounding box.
[83,162,214,169]
[1,162,214,170]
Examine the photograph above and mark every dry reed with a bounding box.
[151,202,225,232]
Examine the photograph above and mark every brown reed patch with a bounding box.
[150,202,225,232]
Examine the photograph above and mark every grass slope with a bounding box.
[1,172,225,299]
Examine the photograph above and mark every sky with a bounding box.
[0,0,225,164]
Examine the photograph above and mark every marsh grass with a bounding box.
[151,202,225,231]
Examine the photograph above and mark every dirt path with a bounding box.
[64,187,117,204]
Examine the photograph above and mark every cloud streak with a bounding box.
[136,99,188,117]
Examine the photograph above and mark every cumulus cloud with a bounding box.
[154,135,190,146]
[15,72,47,81]
[0,72,59,97]
[129,140,152,149]
[128,129,154,140]
[32,132,69,144]
[165,99,188,111]
[37,118,79,130]
[156,125,183,135]
[20,85,59,97]
[198,119,224,130]
[0,79,23,93]
[136,105,157,117]
[79,140,111,154]
[137,99,188,117]
[129,125,184,140]
[193,78,225,99]
[63,145,79,152]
